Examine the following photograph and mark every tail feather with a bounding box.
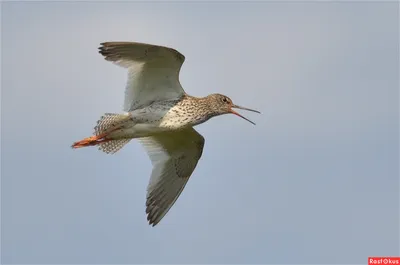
[94,113,130,135]
[98,139,131,154]
[72,113,132,153]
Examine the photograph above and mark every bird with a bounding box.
[72,41,260,226]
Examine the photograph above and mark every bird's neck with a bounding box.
[176,94,216,126]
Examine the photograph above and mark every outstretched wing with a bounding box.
[138,128,205,226]
[99,42,186,111]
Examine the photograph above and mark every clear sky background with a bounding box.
[1,1,399,264]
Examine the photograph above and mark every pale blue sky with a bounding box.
[1,1,399,264]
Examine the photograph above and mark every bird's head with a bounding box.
[206,94,261,125]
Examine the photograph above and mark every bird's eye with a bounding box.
[222,97,229,103]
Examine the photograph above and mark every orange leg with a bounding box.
[71,132,112,149]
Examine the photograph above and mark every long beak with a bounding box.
[230,104,261,125]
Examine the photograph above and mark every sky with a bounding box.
[1,1,399,264]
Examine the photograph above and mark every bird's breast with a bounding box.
[130,99,210,133]
[159,105,210,129]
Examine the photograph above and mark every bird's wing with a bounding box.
[99,42,186,111]
[138,128,205,226]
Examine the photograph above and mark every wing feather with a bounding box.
[138,128,205,226]
[99,41,185,111]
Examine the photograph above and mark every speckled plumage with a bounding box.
[72,41,260,226]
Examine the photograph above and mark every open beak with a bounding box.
[230,104,261,125]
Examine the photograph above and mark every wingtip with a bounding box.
[99,42,113,47]
[98,42,106,50]
[98,44,114,59]
[147,215,158,227]
[98,45,105,56]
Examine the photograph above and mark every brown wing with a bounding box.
[138,128,205,226]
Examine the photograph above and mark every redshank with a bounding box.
[72,41,260,226]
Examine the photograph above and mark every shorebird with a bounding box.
[72,41,260,226]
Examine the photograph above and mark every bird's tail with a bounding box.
[71,113,132,154]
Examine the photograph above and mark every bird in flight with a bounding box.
[72,41,260,226]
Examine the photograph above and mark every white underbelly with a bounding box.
[109,122,177,139]
[109,103,192,139]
